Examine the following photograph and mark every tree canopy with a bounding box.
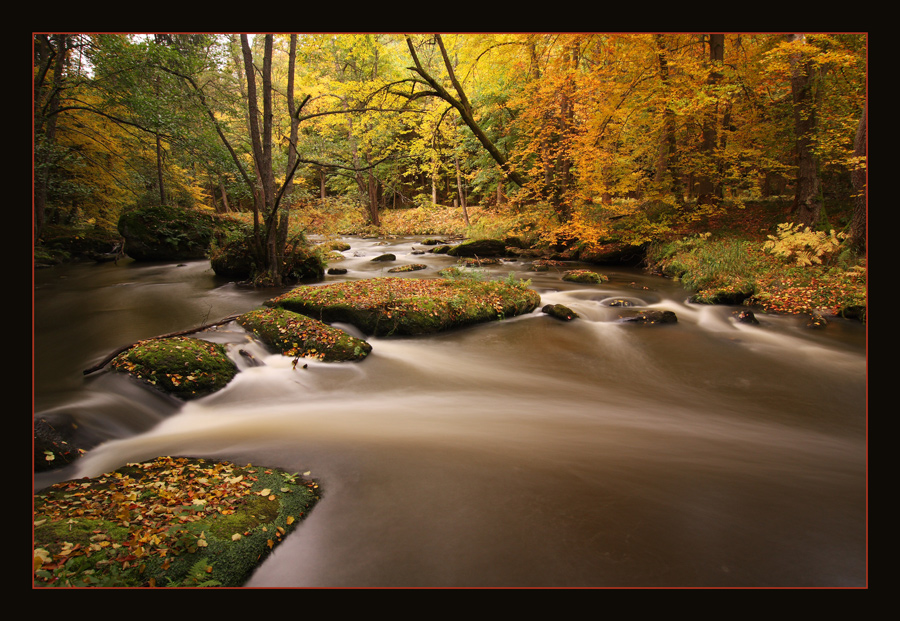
[33,33,867,263]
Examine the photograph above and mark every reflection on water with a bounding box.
[33,236,867,587]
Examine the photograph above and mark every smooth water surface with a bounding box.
[33,236,867,587]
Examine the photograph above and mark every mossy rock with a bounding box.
[447,238,507,257]
[110,336,238,399]
[40,225,122,262]
[460,257,502,267]
[542,304,579,321]
[689,289,753,305]
[210,234,325,284]
[318,240,351,252]
[562,269,608,284]
[236,308,371,362]
[33,456,319,587]
[531,259,569,272]
[265,276,541,337]
[118,205,224,261]
[387,264,427,273]
[371,253,396,262]
[619,309,678,324]
[578,241,647,265]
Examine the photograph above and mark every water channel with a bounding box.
[33,236,867,587]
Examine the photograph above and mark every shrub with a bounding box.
[763,222,845,266]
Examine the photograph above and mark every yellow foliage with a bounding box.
[763,222,845,266]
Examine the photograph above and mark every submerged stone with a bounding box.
[733,309,760,325]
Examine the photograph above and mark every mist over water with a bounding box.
[33,236,867,587]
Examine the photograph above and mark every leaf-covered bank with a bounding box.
[646,232,866,320]
[34,457,320,587]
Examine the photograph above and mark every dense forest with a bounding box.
[33,33,867,315]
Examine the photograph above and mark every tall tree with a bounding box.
[696,34,725,206]
[405,34,526,189]
[33,34,71,243]
[848,105,866,251]
[787,33,822,228]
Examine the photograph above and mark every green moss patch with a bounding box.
[387,263,427,273]
[236,308,371,362]
[33,456,320,587]
[562,269,608,284]
[110,336,237,399]
[117,204,225,261]
[265,276,541,336]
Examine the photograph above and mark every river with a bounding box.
[33,236,867,588]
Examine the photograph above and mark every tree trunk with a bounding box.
[241,34,283,285]
[456,155,470,226]
[33,35,69,244]
[218,180,231,212]
[696,34,724,207]
[155,132,166,205]
[406,35,526,189]
[278,35,299,259]
[653,35,680,196]
[788,34,822,228]
[848,106,866,252]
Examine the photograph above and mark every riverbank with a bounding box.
[34,198,867,323]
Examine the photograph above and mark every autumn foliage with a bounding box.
[34,457,319,587]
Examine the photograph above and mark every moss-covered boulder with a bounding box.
[38,225,123,264]
[210,234,325,284]
[33,456,319,587]
[236,308,371,362]
[387,264,427,273]
[460,257,502,267]
[34,417,85,472]
[578,241,646,265]
[619,309,678,324]
[562,269,608,284]
[110,336,238,399]
[542,304,579,321]
[447,238,507,258]
[117,205,227,261]
[265,276,541,337]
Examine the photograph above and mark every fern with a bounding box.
[763,222,845,266]
[167,557,223,587]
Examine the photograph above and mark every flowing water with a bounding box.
[33,236,867,587]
